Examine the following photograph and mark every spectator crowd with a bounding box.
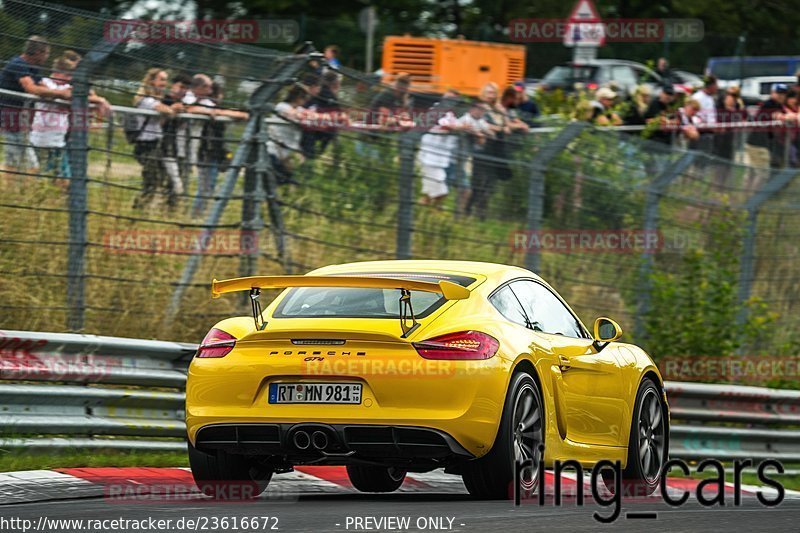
[2,36,800,219]
[0,35,248,217]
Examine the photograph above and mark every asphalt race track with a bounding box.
[1,468,799,532]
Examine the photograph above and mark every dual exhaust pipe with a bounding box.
[292,429,329,451]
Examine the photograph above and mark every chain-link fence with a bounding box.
[1,1,798,361]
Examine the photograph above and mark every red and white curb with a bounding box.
[0,467,796,505]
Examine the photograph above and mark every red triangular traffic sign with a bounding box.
[568,0,601,22]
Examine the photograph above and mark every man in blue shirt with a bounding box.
[324,45,341,70]
[1,36,71,174]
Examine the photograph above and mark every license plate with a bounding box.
[268,383,362,404]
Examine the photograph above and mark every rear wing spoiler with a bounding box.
[211,275,471,300]
[211,275,471,337]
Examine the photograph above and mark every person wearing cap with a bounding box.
[643,84,678,144]
[755,83,792,168]
[590,87,622,126]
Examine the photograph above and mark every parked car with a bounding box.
[707,56,800,82]
[538,59,663,98]
[738,76,798,105]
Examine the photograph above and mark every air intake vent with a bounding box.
[507,57,524,86]
[388,41,435,84]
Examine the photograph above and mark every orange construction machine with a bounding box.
[381,36,526,96]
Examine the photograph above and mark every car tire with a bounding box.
[603,378,667,497]
[462,371,544,500]
[188,442,271,500]
[346,465,406,492]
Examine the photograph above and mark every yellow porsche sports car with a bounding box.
[186,260,668,499]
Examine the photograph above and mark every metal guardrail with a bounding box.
[666,381,800,462]
[1,330,798,461]
[0,330,193,452]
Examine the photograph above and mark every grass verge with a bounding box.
[0,448,188,472]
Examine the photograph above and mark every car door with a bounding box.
[507,280,627,447]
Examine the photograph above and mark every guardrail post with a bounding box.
[396,130,418,259]
[524,122,586,273]
[635,152,695,341]
[65,39,119,332]
[737,168,798,325]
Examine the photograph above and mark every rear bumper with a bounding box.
[193,423,474,467]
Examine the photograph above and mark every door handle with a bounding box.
[558,355,571,372]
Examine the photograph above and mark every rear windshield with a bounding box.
[272,272,476,319]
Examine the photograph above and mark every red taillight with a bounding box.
[196,328,236,358]
[413,331,499,360]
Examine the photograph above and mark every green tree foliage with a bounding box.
[18,0,798,74]
[0,11,26,60]
[643,206,775,358]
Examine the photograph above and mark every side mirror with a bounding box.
[593,317,623,343]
